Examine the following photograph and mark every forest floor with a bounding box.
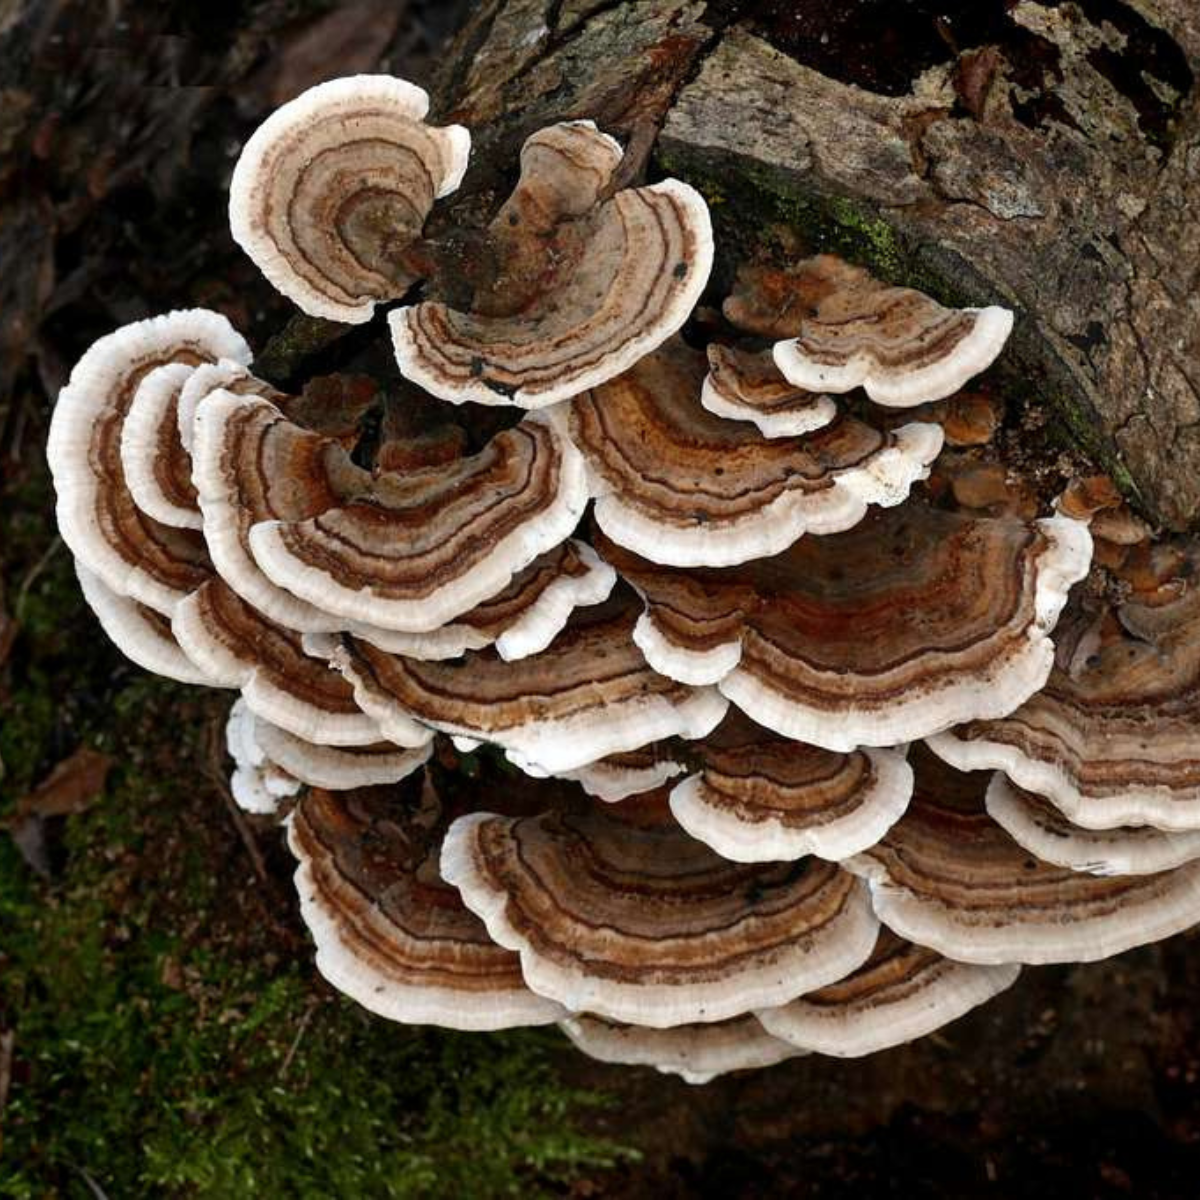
[4,2,1200,1197]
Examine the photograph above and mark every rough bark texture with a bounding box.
[433,0,1200,530]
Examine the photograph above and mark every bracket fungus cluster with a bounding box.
[46,72,1200,1083]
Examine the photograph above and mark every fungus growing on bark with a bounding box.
[560,745,687,802]
[701,343,836,438]
[667,713,913,862]
[846,749,1200,964]
[288,781,565,1029]
[563,340,942,567]
[440,798,878,1026]
[389,121,713,407]
[757,929,1020,1057]
[229,75,470,323]
[597,504,1092,749]
[734,256,1014,407]
[332,595,727,775]
[560,1014,803,1083]
[226,697,302,815]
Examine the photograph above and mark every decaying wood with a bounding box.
[433,0,1200,531]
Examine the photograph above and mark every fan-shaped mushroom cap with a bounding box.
[334,596,728,775]
[757,928,1019,1057]
[985,772,1200,876]
[668,714,913,862]
[120,362,204,530]
[76,560,215,685]
[701,343,837,438]
[440,799,879,1026]
[389,121,713,408]
[600,505,1092,749]
[177,359,277,452]
[47,309,250,613]
[757,256,1013,407]
[559,745,686,802]
[354,540,615,661]
[845,749,1200,964]
[173,579,403,746]
[229,75,469,323]
[562,341,942,567]
[927,588,1200,831]
[225,697,302,815]
[289,782,564,1029]
[560,1014,802,1083]
[195,386,589,634]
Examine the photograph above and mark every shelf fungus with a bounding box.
[47,309,250,615]
[559,745,687,803]
[756,929,1020,1057]
[562,340,942,567]
[559,1014,803,1084]
[599,504,1092,750]
[195,386,588,635]
[700,343,837,439]
[229,75,470,323]
[667,714,914,862]
[845,750,1200,964]
[390,121,713,408]
[440,798,879,1027]
[288,781,565,1029]
[984,773,1200,877]
[730,256,1014,408]
[226,697,302,815]
[331,595,728,775]
[927,588,1200,832]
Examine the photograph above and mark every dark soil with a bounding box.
[3,2,1200,1197]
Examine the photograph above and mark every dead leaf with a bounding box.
[14,745,113,820]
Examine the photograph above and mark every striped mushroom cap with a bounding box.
[757,928,1020,1057]
[354,539,615,662]
[172,579,402,747]
[288,780,564,1029]
[701,342,837,438]
[724,256,1013,408]
[229,75,469,323]
[598,503,1092,751]
[226,697,302,815]
[440,796,879,1026]
[193,387,588,635]
[561,339,942,567]
[559,744,687,803]
[390,121,713,408]
[984,773,1200,877]
[47,309,250,614]
[559,1014,803,1084]
[927,581,1200,831]
[845,747,1200,964]
[667,713,913,862]
[332,592,728,775]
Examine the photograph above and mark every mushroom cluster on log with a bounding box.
[45,68,1200,1083]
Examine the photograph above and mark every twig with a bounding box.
[278,999,318,1081]
[14,534,62,618]
[0,1028,14,1133]
[203,715,271,888]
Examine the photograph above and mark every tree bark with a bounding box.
[432,0,1200,531]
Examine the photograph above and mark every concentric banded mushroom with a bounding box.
[738,256,1014,407]
[390,121,713,408]
[333,594,727,774]
[560,1014,803,1083]
[985,773,1200,876]
[226,697,302,815]
[562,340,942,567]
[845,749,1200,964]
[560,745,686,802]
[229,75,470,323]
[668,714,913,862]
[47,309,250,614]
[701,343,837,438]
[288,782,564,1029]
[172,580,396,746]
[353,540,615,661]
[441,798,878,1027]
[599,504,1092,750]
[757,929,1019,1057]
[927,587,1200,831]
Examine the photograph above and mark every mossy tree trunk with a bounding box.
[430,0,1200,530]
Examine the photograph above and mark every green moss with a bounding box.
[0,764,633,1198]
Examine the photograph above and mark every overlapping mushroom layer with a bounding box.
[49,70,1200,1082]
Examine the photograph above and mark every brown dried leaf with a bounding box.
[15,745,113,820]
